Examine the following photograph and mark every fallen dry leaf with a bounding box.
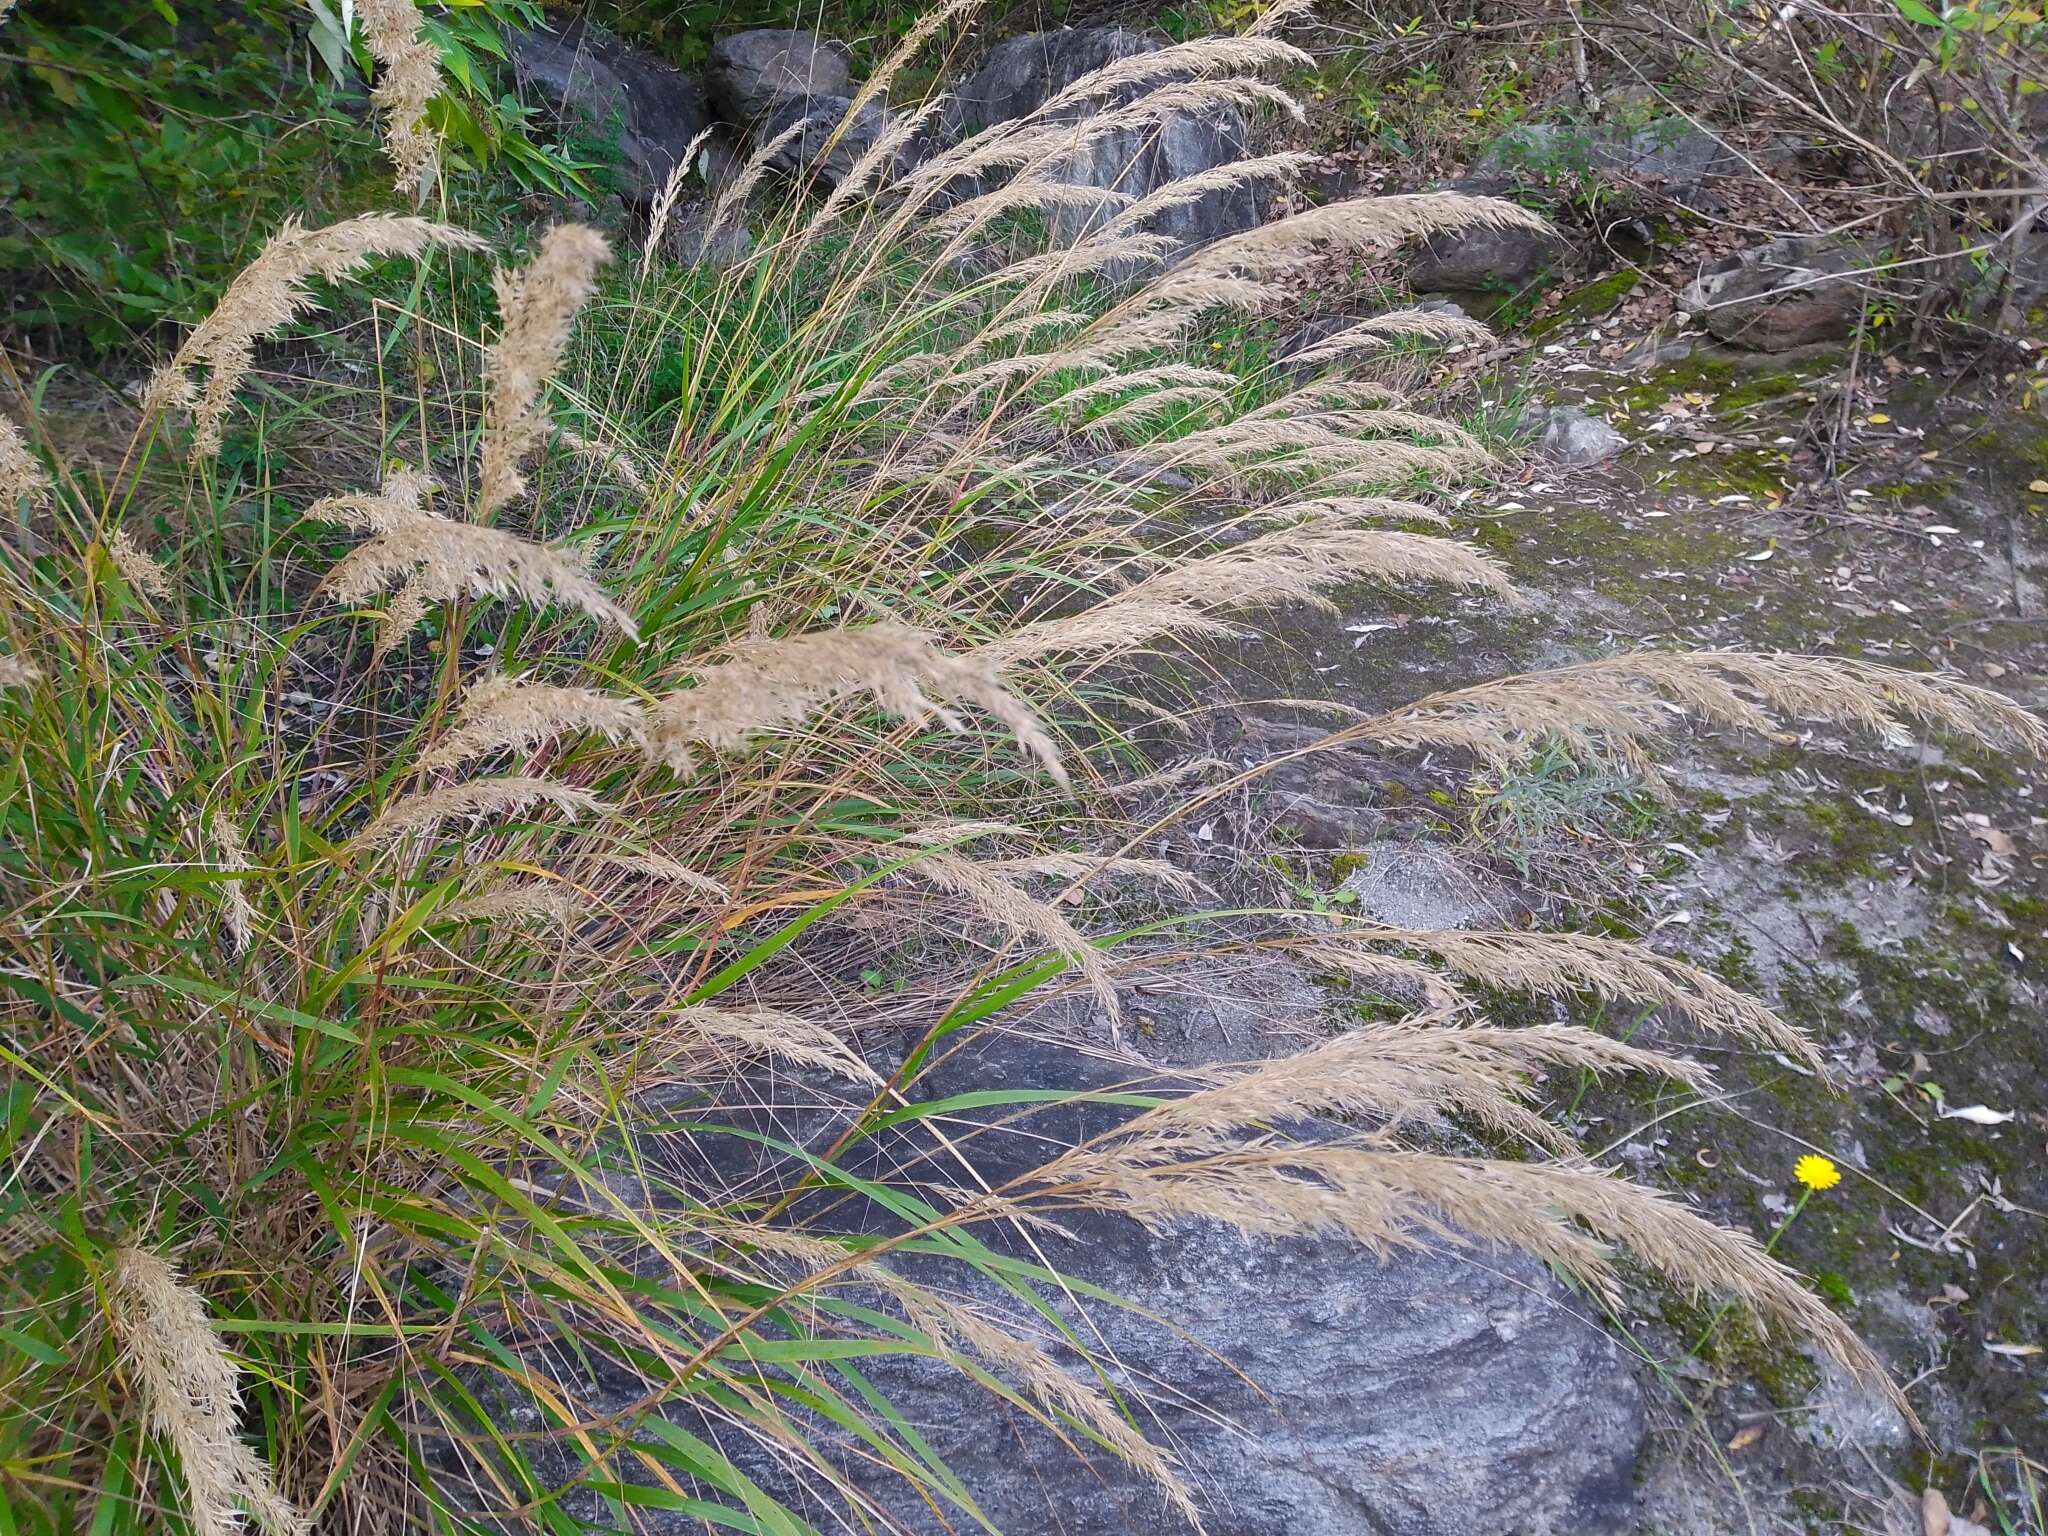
[1969,824,2017,857]
[1940,1104,2017,1126]
[1923,1487,1949,1536]
[1726,1423,1764,1452]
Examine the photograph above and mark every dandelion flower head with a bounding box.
[1794,1154,1841,1192]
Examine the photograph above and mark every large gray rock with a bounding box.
[1678,235,1868,351]
[757,92,897,185]
[1474,118,1736,204]
[946,26,1157,137]
[706,29,853,125]
[1528,404,1629,466]
[943,27,1266,251]
[508,18,709,204]
[418,1030,1645,1536]
[1408,178,1567,292]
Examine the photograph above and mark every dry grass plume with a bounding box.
[351,776,606,854]
[356,0,442,195]
[418,674,647,773]
[642,622,1064,784]
[1,413,49,510]
[478,225,613,517]
[145,215,487,458]
[108,1247,307,1536]
[309,469,639,655]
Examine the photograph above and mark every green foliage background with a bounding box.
[0,0,563,352]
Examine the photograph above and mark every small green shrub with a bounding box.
[0,0,567,352]
[1475,734,1654,874]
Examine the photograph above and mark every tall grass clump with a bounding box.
[2,7,2041,1532]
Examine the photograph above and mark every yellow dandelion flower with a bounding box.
[1793,1154,1841,1192]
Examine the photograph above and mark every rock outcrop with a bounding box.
[705,28,853,125]
[944,27,1269,251]
[1408,179,1568,293]
[508,17,709,204]
[756,91,896,185]
[1530,403,1630,465]
[1678,235,1868,350]
[420,1029,1646,1536]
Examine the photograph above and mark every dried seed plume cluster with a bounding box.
[310,469,638,655]
[145,214,486,457]
[108,1248,307,1536]
[644,622,1064,784]
[419,674,647,773]
[353,776,605,854]
[1,413,49,510]
[478,225,613,516]
[356,0,441,194]
[1351,649,2048,781]
[108,529,172,598]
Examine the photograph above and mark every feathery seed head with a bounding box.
[1108,150,1316,232]
[1330,923,1817,1064]
[1286,308,1497,366]
[351,776,606,854]
[108,1247,307,1536]
[477,224,612,517]
[555,427,650,496]
[146,215,487,459]
[303,468,442,533]
[418,675,647,773]
[208,813,255,956]
[1096,1014,1711,1156]
[640,128,716,277]
[1118,526,1514,616]
[1,413,50,511]
[1244,381,1408,419]
[1043,364,1237,418]
[1034,36,1312,116]
[643,622,1064,785]
[1178,191,1554,280]
[356,0,442,195]
[313,470,638,656]
[594,850,731,899]
[1087,385,1233,434]
[108,529,174,599]
[912,850,1120,1025]
[880,1275,1199,1524]
[1248,0,1319,32]
[1360,650,2048,783]
[671,1005,882,1085]
[1245,495,1452,529]
[437,878,586,930]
